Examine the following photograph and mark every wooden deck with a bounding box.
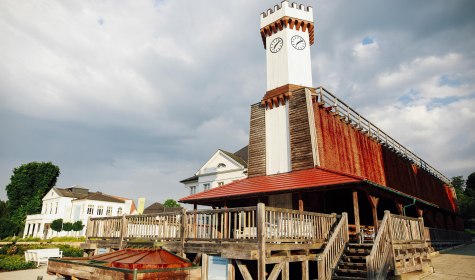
[83,204,471,280]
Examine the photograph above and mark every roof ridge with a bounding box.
[313,166,367,181]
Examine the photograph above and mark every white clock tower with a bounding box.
[259,1,315,176]
[260,1,314,104]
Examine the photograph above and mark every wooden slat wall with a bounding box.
[288,89,314,171]
[248,103,266,177]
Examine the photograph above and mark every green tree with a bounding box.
[0,218,19,239]
[63,222,73,232]
[5,162,60,229]
[466,172,475,197]
[0,200,9,219]
[51,219,63,232]
[452,176,465,197]
[72,220,84,232]
[163,199,180,208]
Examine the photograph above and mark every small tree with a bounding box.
[0,218,19,239]
[72,221,85,237]
[163,199,180,208]
[62,222,73,236]
[51,219,63,233]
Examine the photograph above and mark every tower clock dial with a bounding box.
[291,35,306,50]
[269,37,283,53]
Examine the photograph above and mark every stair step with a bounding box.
[332,276,366,280]
[340,255,366,263]
[334,268,367,276]
[338,262,367,269]
[348,243,373,247]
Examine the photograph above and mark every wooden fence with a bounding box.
[86,205,337,246]
[366,211,393,280]
[424,226,472,250]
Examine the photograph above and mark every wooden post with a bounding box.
[236,260,253,280]
[396,202,403,215]
[301,260,309,280]
[352,190,360,234]
[227,259,235,280]
[179,208,186,258]
[194,204,198,239]
[119,214,127,249]
[201,253,209,280]
[282,262,289,280]
[416,206,423,218]
[257,202,266,280]
[366,194,380,232]
[298,192,304,212]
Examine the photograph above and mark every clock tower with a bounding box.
[256,1,315,176]
[260,1,314,104]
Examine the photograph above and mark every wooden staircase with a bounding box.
[332,243,372,279]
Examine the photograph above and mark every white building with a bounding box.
[23,186,136,239]
[180,147,248,195]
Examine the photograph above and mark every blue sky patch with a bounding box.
[439,75,461,87]
[362,37,374,45]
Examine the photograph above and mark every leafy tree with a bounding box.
[72,221,84,232]
[163,199,180,208]
[5,162,60,229]
[0,218,19,239]
[0,200,9,219]
[63,222,73,232]
[452,176,465,197]
[51,219,63,232]
[466,172,475,197]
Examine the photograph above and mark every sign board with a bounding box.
[208,256,228,280]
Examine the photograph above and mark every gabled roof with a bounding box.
[179,167,363,204]
[54,187,89,199]
[81,192,125,203]
[143,202,182,214]
[179,175,198,183]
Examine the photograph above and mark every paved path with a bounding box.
[422,243,475,280]
[0,266,57,280]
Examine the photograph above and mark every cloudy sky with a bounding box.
[1,0,474,205]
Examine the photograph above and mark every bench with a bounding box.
[24,248,63,267]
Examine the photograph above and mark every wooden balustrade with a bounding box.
[126,213,181,240]
[265,207,336,243]
[86,216,123,239]
[389,214,424,243]
[366,211,393,279]
[424,227,471,250]
[317,213,348,280]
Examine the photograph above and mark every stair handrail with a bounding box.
[317,212,349,280]
[366,210,393,280]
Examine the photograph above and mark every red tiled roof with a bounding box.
[179,167,364,204]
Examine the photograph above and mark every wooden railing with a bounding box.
[389,214,424,243]
[317,213,348,280]
[424,227,472,250]
[87,205,338,246]
[313,86,449,184]
[366,211,393,280]
[186,207,256,241]
[265,207,336,243]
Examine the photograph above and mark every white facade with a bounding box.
[261,1,313,91]
[182,149,247,196]
[265,101,291,175]
[23,187,135,239]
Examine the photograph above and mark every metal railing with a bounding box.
[314,86,450,184]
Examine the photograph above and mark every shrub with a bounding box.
[0,255,36,271]
[49,236,86,242]
[0,219,20,239]
[57,245,83,257]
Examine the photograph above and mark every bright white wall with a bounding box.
[265,102,291,175]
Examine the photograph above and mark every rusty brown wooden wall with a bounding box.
[313,103,457,212]
[248,103,266,177]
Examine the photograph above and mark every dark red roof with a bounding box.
[179,167,364,203]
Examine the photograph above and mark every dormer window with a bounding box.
[217,163,226,168]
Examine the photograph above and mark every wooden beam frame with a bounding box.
[352,190,360,234]
[366,193,380,231]
[236,260,253,280]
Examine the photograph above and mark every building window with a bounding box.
[55,202,58,214]
[87,205,94,215]
[106,206,112,216]
[117,207,123,216]
[49,203,52,214]
[218,182,224,186]
[217,163,226,168]
[190,186,196,195]
[203,183,210,191]
[97,206,104,216]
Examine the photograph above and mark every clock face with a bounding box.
[269,37,283,53]
[291,35,306,50]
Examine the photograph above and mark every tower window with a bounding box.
[217,163,226,168]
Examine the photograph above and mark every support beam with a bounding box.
[282,262,289,280]
[366,194,380,231]
[301,260,309,280]
[396,202,403,215]
[227,259,235,280]
[201,253,209,280]
[267,263,284,280]
[236,260,253,280]
[352,190,360,234]
[298,192,304,212]
[257,203,266,280]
